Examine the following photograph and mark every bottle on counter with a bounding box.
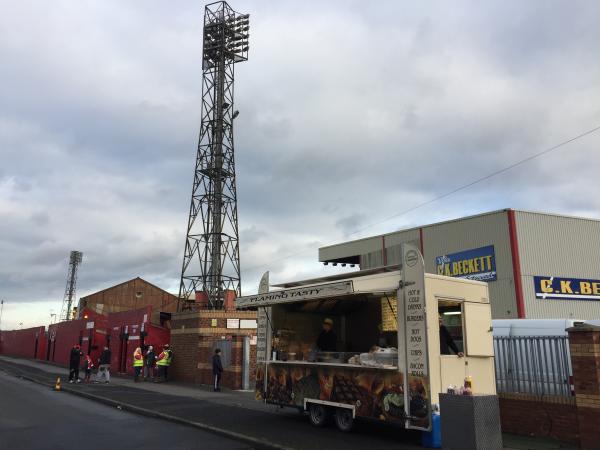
[464,375,473,395]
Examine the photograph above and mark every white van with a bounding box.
[492,319,585,337]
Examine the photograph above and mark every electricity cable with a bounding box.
[243,124,600,274]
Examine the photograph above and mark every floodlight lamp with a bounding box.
[222,102,230,110]
[232,110,240,119]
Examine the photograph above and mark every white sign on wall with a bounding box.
[227,319,240,329]
[240,319,258,329]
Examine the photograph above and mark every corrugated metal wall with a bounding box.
[421,211,518,319]
[356,229,420,268]
[383,228,421,266]
[319,210,600,320]
[327,212,518,319]
[319,236,382,262]
[515,211,600,319]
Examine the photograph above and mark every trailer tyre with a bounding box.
[308,404,329,427]
[334,408,354,432]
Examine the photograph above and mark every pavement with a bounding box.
[0,356,580,450]
[0,370,251,450]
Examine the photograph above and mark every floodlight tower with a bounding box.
[179,2,250,309]
[59,250,83,321]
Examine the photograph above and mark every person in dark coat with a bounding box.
[68,344,83,383]
[96,346,111,383]
[439,315,464,357]
[316,318,337,352]
[144,345,156,382]
[212,348,224,392]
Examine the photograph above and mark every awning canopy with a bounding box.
[235,279,393,310]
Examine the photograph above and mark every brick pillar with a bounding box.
[568,324,600,450]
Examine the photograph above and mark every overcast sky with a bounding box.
[1,1,600,329]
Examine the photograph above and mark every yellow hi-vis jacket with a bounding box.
[156,350,171,366]
[133,352,143,367]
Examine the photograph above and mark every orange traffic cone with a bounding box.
[54,377,61,391]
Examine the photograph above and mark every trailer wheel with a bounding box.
[334,408,354,432]
[308,403,329,427]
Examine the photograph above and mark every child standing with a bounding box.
[83,354,94,383]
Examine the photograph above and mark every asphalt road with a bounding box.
[0,371,253,450]
[0,359,424,450]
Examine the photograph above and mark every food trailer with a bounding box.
[236,244,496,432]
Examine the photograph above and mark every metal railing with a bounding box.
[494,336,573,400]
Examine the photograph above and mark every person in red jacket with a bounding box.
[83,354,94,383]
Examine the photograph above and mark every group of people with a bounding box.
[67,343,173,384]
[68,344,112,384]
[132,344,173,383]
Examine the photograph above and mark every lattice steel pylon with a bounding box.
[179,2,250,309]
[59,251,83,321]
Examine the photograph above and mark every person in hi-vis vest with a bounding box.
[133,347,143,382]
[156,344,172,382]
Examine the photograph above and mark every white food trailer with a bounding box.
[236,244,496,432]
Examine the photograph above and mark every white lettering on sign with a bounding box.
[401,242,431,432]
[236,281,353,308]
[256,272,271,363]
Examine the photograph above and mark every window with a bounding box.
[438,300,464,355]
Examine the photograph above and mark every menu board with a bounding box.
[401,242,431,432]
[256,271,271,362]
[380,296,398,332]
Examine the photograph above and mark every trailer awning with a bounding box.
[236,280,393,310]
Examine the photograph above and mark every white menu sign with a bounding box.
[256,272,271,363]
[401,243,431,431]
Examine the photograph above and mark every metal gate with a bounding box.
[494,336,572,400]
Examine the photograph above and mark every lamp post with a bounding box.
[0,300,4,331]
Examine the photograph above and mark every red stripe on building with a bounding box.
[507,209,525,318]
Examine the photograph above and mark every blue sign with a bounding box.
[534,276,600,301]
[435,245,497,282]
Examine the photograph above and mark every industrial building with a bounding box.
[319,209,600,320]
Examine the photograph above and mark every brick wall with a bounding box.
[170,332,200,383]
[499,394,579,445]
[568,326,600,450]
[170,310,257,390]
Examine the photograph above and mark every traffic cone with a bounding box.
[54,377,61,391]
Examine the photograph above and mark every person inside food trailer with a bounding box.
[315,318,337,352]
[269,293,401,367]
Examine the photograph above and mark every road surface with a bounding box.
[0,370,253,450]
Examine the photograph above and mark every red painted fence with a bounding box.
[1,306,170,376]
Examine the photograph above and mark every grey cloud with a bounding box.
[335,213,367,236]
[1,1,600,320]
